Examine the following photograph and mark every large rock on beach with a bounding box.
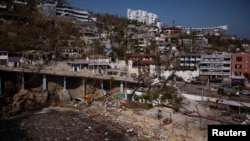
[0,89,48,117]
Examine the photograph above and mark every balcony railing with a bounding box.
[200,60,231,64]
[200,66,231,70]
[199,71,230,76]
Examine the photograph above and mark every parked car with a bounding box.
[240,90,250,95]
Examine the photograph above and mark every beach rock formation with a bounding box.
[0,89,48,117]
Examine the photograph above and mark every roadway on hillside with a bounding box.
[0,65,137,83]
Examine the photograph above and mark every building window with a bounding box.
[235,71,241,76]
[236,57,242,62]
[235,64,242,69]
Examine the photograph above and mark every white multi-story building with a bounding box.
[37,1,57,16]
[37,1,90,22]
[127,9,158,25]
[184,25,228,36]
[56,5,89,22]
[180,54,201,69]
[199,52,231,78]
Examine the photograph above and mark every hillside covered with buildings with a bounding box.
[1,0,250,89]
[0,0,250,83]
[1,1,250,141]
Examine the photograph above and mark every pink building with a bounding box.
[231,53,250,86]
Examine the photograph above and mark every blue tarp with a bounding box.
[8,57,19,62]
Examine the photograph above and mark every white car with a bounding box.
[240,90,249,95]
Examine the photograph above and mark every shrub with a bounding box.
[146,103,153,109]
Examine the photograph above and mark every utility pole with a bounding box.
[202,80,204,104]
[143,109,146,123]
[185,116,188,137]
[172,122,174,135]
[125,77,127,100]
[92,47,95,74]
[239,100,241,115]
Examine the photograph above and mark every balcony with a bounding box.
[199,71,230,76]
[200,66,231,70]
[200,60,231,64]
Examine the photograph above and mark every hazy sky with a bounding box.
[69,0,250,39]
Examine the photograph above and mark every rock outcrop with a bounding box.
[0,89,48,117]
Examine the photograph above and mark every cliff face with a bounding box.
[0,89,48,117]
